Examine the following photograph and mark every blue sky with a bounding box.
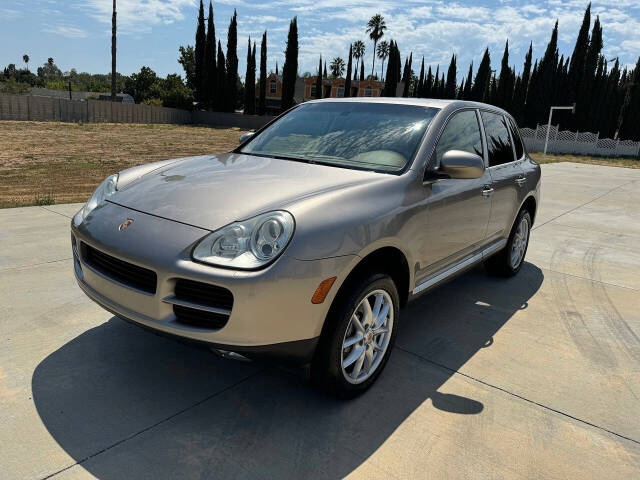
[1,1,638,82]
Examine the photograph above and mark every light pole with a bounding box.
[543,104,575,161]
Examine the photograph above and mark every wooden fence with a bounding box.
[0,93,272,129]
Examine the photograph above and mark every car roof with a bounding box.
[303,97,510,117]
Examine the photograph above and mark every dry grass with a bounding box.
[0,121,248,208]
[531,152,640,169]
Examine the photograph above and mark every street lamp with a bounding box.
[543,104,575,161]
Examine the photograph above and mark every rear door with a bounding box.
[481,111,525,241]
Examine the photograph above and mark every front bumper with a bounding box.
[71,201,356,364]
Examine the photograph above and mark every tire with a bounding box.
[311,273,399,398]
[484,209,531,277]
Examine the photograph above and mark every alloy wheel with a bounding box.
[341,289,394,384]
[510,216,530,269]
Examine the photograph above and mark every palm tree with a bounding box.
[376,41,389,79]
[22,54,29,71]
[366,14,387,78]
[330,57,346,78]
[352,40,365,80]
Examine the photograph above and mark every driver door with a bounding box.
[415,109,492,283]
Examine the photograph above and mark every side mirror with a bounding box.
[239,132,255,144]
[439,150,485,179]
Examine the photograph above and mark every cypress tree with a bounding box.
[457,79,464,99]
[462,62,473,99]
[577,16,602,129]
[432,65,440,98]
[383,41,401,96]
[204,1,216,109]
[215,40,226,111]
[568,2,591,103]
[324,61,328,79]
[602,59,621,137]
[401,52,412,97]
[416,57,425,97]
[225,10,238,112]
[471,48,491,101]
[528,21,559,126]
[315,55,323,99]
[618,57,640,139]
[276,62,279,75]
[445,54,457,99]
[194,0,206,104]
[258,31,267,115]
[359,59,364,81]
[244,38,256,114]
[344,45,353,97]
[439,72,446,99]
[425,66,433,98]
[512,42,532,124]
[496,40,510,109]
[281,17,298,111]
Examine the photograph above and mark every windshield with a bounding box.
[240,102,440,173]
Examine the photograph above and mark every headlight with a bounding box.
[193,211,295,269]
[82,174,118,219]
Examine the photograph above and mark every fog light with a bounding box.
[311,276,337,304]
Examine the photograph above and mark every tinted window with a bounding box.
[481,111,514,167]
[433,110,483,169]
[508,118,525,159]
[241,102,439,173]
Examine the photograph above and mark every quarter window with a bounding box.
[432,110,483,169]
[507,118,525,159]
[481,111,515,167]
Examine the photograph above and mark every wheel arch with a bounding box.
[521,195,537,225]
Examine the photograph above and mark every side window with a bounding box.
[508,118,525,159]
[432,110,483,169]
[481,111,515,167]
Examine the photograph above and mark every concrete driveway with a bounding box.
[1,162,639,479]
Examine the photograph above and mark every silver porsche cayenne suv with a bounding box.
[71,98,540,396]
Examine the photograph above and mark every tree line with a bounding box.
[399,4,639,140]
[2,2,638,140]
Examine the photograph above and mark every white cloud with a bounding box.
[82,0,195,34]
[45,25,89,38]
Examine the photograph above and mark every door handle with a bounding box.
[515,176,526,186]
[481,186,494,197]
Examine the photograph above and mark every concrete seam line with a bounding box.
[39,206,73,219]
[40,368,266,480]
[541,267,640,292]
[0,257,73,272]
[532,179,636,231]
[395,346,640,446]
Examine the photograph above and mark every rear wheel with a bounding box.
[485,209,531,277]
[311,274,399,397]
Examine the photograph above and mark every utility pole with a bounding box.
[543,104,575,161]
[111,0,117,102]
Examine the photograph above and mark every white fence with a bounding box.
[521,124,640,158]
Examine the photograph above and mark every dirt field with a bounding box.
[1,120,638,208]
[0,121,248,208]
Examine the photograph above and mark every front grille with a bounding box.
[81,243,157,294]
[174,279,234,310]
[173,279,234,329]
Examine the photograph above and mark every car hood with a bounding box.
[110,152,384,230]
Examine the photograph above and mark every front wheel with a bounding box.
[311,274,399,397]
[484,209,531,277]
